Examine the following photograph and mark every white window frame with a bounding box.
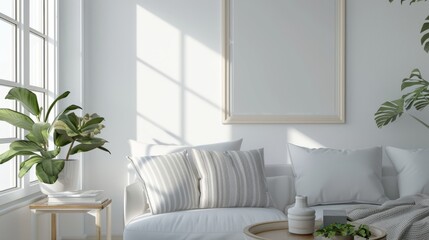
[0,0,57,207]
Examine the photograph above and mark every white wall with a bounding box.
[82,0,429,236]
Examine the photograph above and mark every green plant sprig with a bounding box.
[315,223,371,239]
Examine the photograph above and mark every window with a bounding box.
[0,0,57,205]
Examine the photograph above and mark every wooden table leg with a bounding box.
[107,204,111,240]
[95,210,101,240]
[51,213,57,240]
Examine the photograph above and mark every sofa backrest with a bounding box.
[126,161,399,214]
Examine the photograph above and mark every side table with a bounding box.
[30,198,112,240]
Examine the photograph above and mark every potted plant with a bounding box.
[0,87,110,193]
[375,0,429,128]
[315,223,372,240]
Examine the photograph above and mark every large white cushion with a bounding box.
[128,152,199,215]
[288,144,388,206]
[386,146,429,197]
[123,208,286,240]
[190,148,271,208]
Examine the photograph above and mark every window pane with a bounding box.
[30,33,44,88]
[0,86,16,138]
[0,19,16,82]
[0,143,17,192]
[0,0,15,19]
[30,0,44,33]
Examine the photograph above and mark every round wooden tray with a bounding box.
[243,221,387,240]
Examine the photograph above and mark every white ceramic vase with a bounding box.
[39,159,81,194]
[288,195,316,234]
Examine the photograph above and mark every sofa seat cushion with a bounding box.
[124,207,286,240]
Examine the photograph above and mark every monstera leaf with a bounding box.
[421,16,429,52]
[375,99,405,128]
[401,69,429,110]
[375,69,429,129]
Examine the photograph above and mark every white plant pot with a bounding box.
[39,159,81,194]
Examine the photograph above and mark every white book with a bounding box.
[47,190,103,198]
[48,194,105,204]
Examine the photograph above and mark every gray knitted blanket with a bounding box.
[347,194,429,240]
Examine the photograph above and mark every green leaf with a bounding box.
[36,159,65,184]
[0,149,34,164]
[81,117,104,129]
[25,122,50,145]
[424,41,429,53]
[5,87,40,117]
[41,148,60,159]
[409,68,423,79]
[10,140,43,152]
[421,22,429,33]
[98,146,111,154]
[54,130,73,147]
[54,118,80,137]
[421,32,429,46]
[77,137,107,145]
[403,86,429,110]
[68,112,80,128]
[44,91,70,122]
[81,123,104,134]
[0,108,35,131]
[19,155,44,177]
[60,104,82,116]
[374,98,405,128]
[70,142,105,155]
[41,159,64,176]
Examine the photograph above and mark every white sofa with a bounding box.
[123,162,399,240]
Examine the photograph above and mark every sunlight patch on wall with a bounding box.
[184,35,220,104]
[287,128,324,148]
[136,5,180,80]
[135,4,231,145]
[183,35,231,143]
[136,5,183,144]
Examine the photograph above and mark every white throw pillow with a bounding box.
[190,148,271,209]
[385,146,429,197]
[128,152,199,215]
[288,144,387,206]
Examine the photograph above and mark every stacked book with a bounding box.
[47,190,104,204]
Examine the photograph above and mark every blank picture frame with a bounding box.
[222,0,345,124]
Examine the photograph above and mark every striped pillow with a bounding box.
[190,148,271,209]
[128,152,199,214]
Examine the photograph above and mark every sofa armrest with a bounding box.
[124,180,150,225]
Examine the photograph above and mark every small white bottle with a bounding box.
[287,195,316,234]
